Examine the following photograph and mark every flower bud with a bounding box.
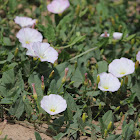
[135,130,139,139]
[124,76,128,86]
[49,70,54,79]
[75,5,80,16]
[69,81,74,86]
[41,75,45,91]
[135,61,139,69]
[32,23,36,29]
[84,73,88,86]
[88,80,92,87]
[86,60,90,68]
[93,98,96,102]
[115,106,120,112]
[32,83,37,101]
[61,77,66,84]
[97,75,100,84]
[111,17,115,26]
[62,68,69,84]
[98,103,102,110]
[23,95,26,101]
[118,25,122,32]
[121,79,123,86]
[115,14,118,20]
[104,129,108,137]
[88,5,94,15]
[83,104,87,109]
[82,113,87,123]
[33,57,38,61]
[74,61,77,69]
[59,92,64,95]
[120,112,123,117]
[131,39,135,45]
[14,48,18,57]
[107,121,112,131]
[58,13,62,17]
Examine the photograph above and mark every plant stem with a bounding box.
[69,46,98,61]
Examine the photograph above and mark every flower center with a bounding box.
[120,71,126,75]
[50,108,56,112]
[25,41,30,44]
[40,56,44,59]
[104,86,109,89]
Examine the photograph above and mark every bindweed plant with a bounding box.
[0,0,140,139]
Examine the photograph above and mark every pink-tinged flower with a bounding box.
[26,42,58,63]
[16,28,43,48]
[100,32,109,37]
[41,94,67,115]
[47,0,70,14]
[98,72,121,92]
[136,51,140,63]
[108,57,135,78]
[14,16,37,28]
[100,32,123,40]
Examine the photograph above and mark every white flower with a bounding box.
[26,42,58,63]
[100,32,123,40]
[47,0,70,14]
[108,57,135,78]
[136,51,140,63]
[16,28,43,48]
[113,32,123,40]
[14,16,37,28]
[40,94,67,115]
[98,72,121,92]
[100,32,109,37]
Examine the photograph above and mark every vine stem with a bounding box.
[29,60,40,76]
[69,46,98,62]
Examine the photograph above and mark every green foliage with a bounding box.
[0,0,140,139]
[35,132,42,140]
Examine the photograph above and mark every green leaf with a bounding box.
[3,37,12,46]
[35,132,42,140]
[9,97,24,119]
[28,72,43,97]
[38,24,55,42]
[0,98,13,104]
[97,60,108,73]
[44,24,55,42]
[106,135,122,140]
[102,110,114,127]
[123,34,136,41]
[9,0,17,13]
[48,116,64,134]
[71,67,84,87]
[131,80,140,101]
[2,69,15,85]
[68,35,86,47]
[64,92,77,112]
[53,132,66,140]
[122,120,134,140]
[7,52,14,62]
[15,70,24,90]
[79,8,88,17]
[96,0,109,19]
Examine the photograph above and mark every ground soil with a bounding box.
[0,121,122,140]
[0,123,53,140]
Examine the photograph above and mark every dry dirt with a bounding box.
[0,121,123,140]
[0,123,53,140]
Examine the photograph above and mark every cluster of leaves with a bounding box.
[0,0,140,139]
